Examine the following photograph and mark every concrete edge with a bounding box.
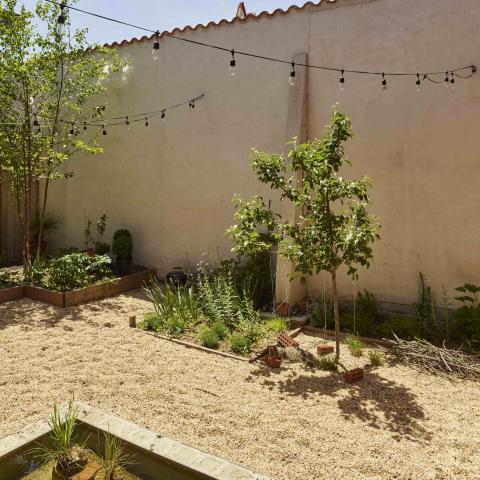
[0,402,271,480]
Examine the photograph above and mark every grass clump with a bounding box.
[229,332,252,354]
[368,349,384,367]
[199,326,220,349]
[164,317,187,337]
[266,316,289,332]
[316,354,338,371]
[99,431,133,480]
[345,334,364,357]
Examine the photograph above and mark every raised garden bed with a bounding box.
[0,266,156,307]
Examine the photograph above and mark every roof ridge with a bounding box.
[104,0,338,48]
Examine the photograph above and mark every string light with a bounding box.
[45,0,477,93]
[125,116,130,128]
[102,125,107,135]
[444,71,449,88]
[152,30,160,60]
[381,73,387,91]
[145,117,149,126]
[83,122,87,130]
[289,62,296,87]
[339,69,345,91]
[416,73,421,92]
[229,49,236,76]
[189,100,195,109]
[161,109,166,121]
[450,72,455,89]
[69,123,75,135]
[56,3,66,36]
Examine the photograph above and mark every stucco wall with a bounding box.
[48,0,480,306]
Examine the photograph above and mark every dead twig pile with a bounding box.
[389,335,480,380]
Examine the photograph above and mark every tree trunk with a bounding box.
[331,269,340,361]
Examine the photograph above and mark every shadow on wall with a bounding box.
[247,367,430,443]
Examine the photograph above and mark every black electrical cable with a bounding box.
[45,0,477,78]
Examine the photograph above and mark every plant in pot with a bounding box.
[29,211,59,257]
[94,213,110,255]
[32,400,90,479]
[112,229,133,275]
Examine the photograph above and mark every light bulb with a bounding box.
[381,73,387,91]
[444,72,449,88]
[450,73,455,90]
[145,118,149,127]
[289,62,296,87]
[152,31,160,60]
[102,126,107,136]
[229,49,236,76]
[339,70,345,91]
[161,110,166,122]
[416,74,421,92]
[56,4,66,36]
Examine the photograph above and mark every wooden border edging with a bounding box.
[136,329,250,362]
[0,285,25,304]
[303,325,393,349]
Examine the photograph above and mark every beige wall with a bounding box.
[48,0,480,306]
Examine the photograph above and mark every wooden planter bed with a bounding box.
[0,267,156,308]
[0,285,25,304]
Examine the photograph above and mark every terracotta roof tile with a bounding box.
[104,0,338,48]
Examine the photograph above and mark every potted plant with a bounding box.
[112,229,133,275]
[29,211,59,256]
[32,400,91,479]
[94,214,110,255]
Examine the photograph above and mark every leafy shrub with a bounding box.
[211,320,228,340]
[379,315,420,340]
[197,270,259,328]
[342,312,374,337]
[164,316,186,337]
[39,253,112,292]
[112,229,133,258]
[368,349,384,367]
[266,316,289,333]
[229,332,252,354]
[315,354,338,371]
[239,319,265,344]
[140,312,162,331]
[199,327,220,348]
[453,283,480,350]
[345,334,364,357]
[307,296,334,329]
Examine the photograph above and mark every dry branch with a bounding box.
[388,335,480,380]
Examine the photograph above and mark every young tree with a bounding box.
[0,0,123,276]
[227,108,380,360]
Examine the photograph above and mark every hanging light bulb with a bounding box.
[229,49,236,76]
[189,100,195,109]
[152,31,160,60]
[102,125,107,136]
[381,72,388,91]
[339,69,345,91]
[289,62,296,87]
[69,123,75,135]
[83,122,87,131]
[450,72,455,89]
[145,117,149,127]
[125,116,130,129]
[161,109,166,121]
[416,73,421,92]
[57,3,66,36]
[444,71,450,88]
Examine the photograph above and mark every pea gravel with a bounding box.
[1,292,479,480]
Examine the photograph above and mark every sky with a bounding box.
[19,0,300,45]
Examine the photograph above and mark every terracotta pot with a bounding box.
[52,462,101,480]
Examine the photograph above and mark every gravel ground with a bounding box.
[1,292,479,480]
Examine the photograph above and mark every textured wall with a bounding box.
[48,0,480,305]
